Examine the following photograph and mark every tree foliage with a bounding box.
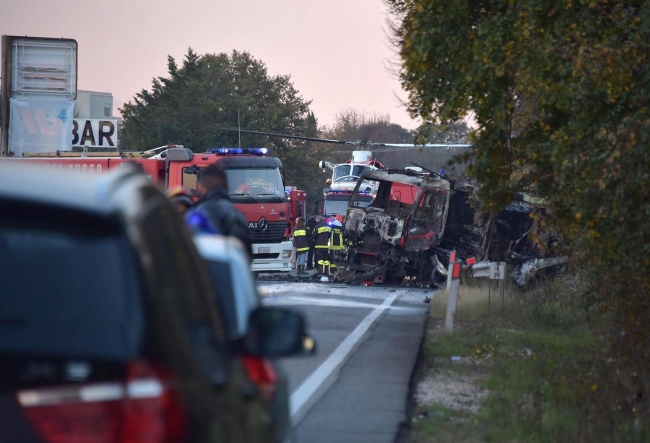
[120,48,327,208]
[388,0,650,415]
[318,109,470,174]
[322,108,413,144]
[388,0,650,262]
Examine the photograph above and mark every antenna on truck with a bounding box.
[237,109,242,150]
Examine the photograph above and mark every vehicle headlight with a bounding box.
[282,250,292,259]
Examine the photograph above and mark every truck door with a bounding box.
[405,188,449,251]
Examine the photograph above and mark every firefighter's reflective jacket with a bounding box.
[330,221,344,251]
[313,221,331,249]
[292,228,310,252]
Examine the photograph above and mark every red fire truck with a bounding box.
[10,146,306,273]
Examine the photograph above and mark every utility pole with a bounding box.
[0,35,12,157]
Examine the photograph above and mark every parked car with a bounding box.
[195,235,311,443]
[0,162,309,443]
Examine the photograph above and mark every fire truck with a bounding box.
[10,145,306,273]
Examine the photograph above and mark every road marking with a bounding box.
[259,283,397,301]
[289,290,402,418]
[265,296,382,309]
[265,295,422,313]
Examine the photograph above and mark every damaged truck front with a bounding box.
[342,170,451,284]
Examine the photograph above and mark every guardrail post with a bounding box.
[501,262,507,316]
[446,250,457,291]
[445,260,462,334]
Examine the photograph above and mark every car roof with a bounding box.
[194,235,250,268]
[0,161,142,215]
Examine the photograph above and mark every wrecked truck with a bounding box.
[342,169,451,284]
[341,169,565,286]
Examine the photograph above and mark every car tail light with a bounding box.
[241,356,278,402]
[17,361,185,443]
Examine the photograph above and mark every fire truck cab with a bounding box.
[164,147,298,273]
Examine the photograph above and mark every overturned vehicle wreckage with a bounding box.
[340,170,565,286]
[341,169,452,284]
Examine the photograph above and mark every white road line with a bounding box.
[289,290,402,418]
[265,295,422,313]
[259,283,396,301]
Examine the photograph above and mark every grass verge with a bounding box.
[404,272,650,443]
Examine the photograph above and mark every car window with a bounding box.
[204,257,260,340]
[0,201,144,361]
[139,203,226,336]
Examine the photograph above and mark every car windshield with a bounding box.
[0,205,143,360]
[225,167,285,200]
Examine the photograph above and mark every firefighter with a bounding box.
[312,215,331,276]
[292,217,310,276]
[329,216,345,273]
[306,214,319,270]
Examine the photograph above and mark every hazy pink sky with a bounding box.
[2,0,418,129]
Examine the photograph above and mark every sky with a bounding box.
[1,0,419,130]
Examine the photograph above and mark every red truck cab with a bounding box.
[165,147,297,272]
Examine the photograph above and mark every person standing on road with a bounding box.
[329,218,345,273]
[292,217,310,276]
[306,214,318,270]
[186,164,252,258]
[313,216,331,276]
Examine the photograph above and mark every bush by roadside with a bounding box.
[404,271,650,443]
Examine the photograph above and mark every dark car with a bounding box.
[0,162,309,443]
[195,236,309,443]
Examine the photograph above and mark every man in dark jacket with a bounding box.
[306,214,319,270]
[186,164,252,258]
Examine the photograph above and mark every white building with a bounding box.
[75,90,115,120]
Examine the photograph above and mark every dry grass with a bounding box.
[430,283,509,322]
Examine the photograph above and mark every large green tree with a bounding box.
[387,0,650,422]
[120,48,327,207]
[387,0,650,248]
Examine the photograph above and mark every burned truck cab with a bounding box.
[343,170,451,284]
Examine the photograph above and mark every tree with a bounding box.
[319,109,470,174]
[323,109,413,144]
[120,48,328,208]
[387,0,650,408]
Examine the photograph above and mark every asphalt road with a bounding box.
[259,281,431,443]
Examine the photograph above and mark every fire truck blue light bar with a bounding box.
[211,148,268,155]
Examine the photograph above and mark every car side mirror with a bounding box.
[242,307,316,358]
